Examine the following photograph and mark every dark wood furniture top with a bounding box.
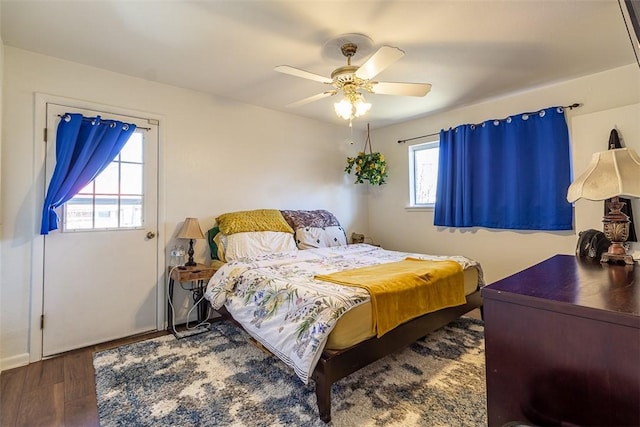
[168,261,223,283]
[482,254,639,427]
[484,254,639,323]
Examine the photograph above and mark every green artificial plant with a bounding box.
[345,124,388,186]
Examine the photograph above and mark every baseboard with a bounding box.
[1,353,30,372]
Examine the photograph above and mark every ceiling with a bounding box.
[1,1,637,130]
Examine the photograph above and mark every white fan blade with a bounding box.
[355,46,405,80]
[275,65,333,84]
[286,91,337,108]
[371,81,432,97]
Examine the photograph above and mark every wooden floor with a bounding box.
[0,330,168,427]
[0,309,482,426]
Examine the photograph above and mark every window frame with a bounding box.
[61,130,145,232]
[408,140,440,209]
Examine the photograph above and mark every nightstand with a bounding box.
[167,261,224,333]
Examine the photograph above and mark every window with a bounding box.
[63,131,144,231]
[409,141,439,207]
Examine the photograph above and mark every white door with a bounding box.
[42,103,159,356]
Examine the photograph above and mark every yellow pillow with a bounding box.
[216,209,294,235]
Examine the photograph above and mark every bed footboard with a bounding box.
[311,290,483,423]
[218,291,482,423]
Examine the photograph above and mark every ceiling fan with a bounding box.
[275,36,432,121]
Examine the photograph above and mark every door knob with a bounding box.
[146,231,156,239]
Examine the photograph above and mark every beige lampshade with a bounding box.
[567,148,640,203]
[176,217,205,240]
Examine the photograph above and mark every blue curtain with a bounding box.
[40,113,136,234]
[434,106,572,230]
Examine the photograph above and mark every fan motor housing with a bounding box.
[331,65,359,83]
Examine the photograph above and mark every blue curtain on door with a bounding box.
[434,106,572,230]
[40,113,136,234]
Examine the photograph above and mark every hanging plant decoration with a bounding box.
[345,123,388,186]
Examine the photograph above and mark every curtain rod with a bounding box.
[57,114,151,131]
[397,103,582,144]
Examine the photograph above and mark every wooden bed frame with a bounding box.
[219,288,483,423]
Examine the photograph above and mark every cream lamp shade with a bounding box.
[176,217,205,240]
[567,148,640,203]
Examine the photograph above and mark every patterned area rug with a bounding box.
[94,317,486,426]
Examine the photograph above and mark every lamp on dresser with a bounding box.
[567,147,640,265]
[176,217,205,266]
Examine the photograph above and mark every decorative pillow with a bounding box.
[213,231,226,262]
[220,231,298,261]
[295,226,348,249]
[281,209,341,230]
[216,209,294,235]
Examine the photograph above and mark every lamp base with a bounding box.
[601,252,635,265]
[184,238,196,266]
[600,197,635,266]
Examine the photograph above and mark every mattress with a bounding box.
[210,253,480,351]
[205,244,483,383]
[325,266,479,350]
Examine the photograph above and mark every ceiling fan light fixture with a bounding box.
[354,93,372,117]
[334,98,354,120]
[334,92,371,121]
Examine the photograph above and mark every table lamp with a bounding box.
[176,217,205,266]
[567,147,640,265]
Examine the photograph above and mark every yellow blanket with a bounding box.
[315,258,465,337]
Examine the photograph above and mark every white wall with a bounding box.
[369,64,640,285]
[0,47,368,369]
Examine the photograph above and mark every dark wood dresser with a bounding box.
[482,254,639,426]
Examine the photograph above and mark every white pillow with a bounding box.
[220,231,297,261]
[295,226,347,249]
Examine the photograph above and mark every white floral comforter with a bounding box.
[204,244,483,384]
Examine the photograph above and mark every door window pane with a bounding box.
[120,196,143,228]
[78,181,94,195]
[120,163,143,195]
[94,195,119,229]
[119,133,143,163]
[64,196,94,230]
[94,163,119,194]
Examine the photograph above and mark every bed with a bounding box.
[204,209,484,422]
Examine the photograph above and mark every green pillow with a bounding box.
[207,226,220,260]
